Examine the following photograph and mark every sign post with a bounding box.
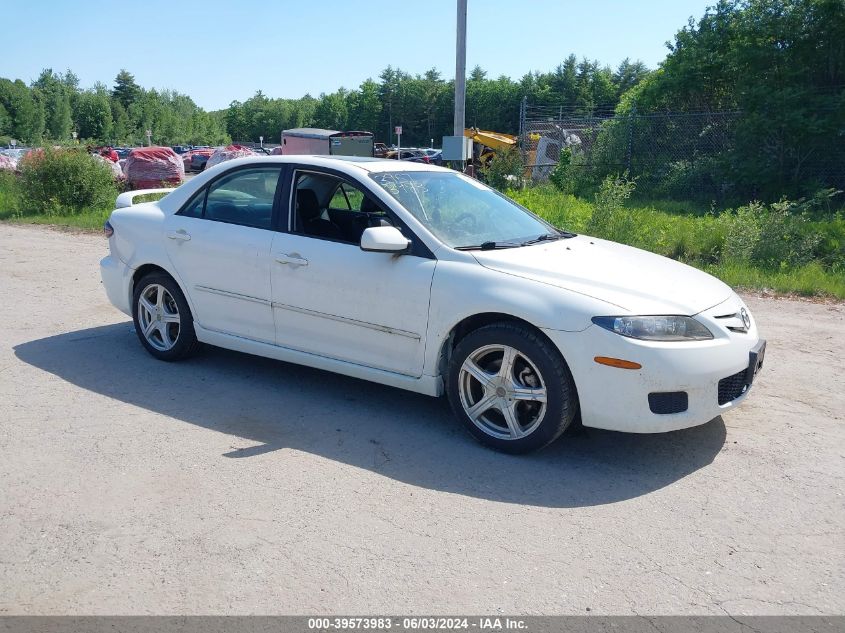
[9,139,16,149]
[259,135,264,148]
[145,130,152,146]
[395,125,402,159]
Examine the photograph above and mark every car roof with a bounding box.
[207,154,450,174]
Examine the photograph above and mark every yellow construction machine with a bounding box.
[463,127,519,171]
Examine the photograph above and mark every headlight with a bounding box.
[591,315,713,341]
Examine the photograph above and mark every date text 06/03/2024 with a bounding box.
[306,617,528,630]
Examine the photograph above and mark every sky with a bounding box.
[3,0,713,111]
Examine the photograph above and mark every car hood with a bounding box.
[471,235,732,315]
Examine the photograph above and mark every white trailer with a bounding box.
[281,128,374,157]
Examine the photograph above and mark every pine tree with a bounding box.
[112,70,141,109]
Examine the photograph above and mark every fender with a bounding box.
[422,259,618,377]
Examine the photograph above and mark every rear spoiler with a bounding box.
[115,188,175,208]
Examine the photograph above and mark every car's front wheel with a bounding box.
[447,322,578,453]
[132,272,201,361]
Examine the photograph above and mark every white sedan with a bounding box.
[100,156,765,453]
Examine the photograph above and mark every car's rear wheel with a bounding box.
[447,322,578,453]
[132,272,200,361]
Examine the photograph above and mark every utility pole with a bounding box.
[453,0,467,137]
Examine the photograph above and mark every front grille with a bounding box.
[648,391,689,414]
[718,369,749,405]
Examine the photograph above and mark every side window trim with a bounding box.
[272,163,292,233]
[176,187,208,219]
[336,183,352,210]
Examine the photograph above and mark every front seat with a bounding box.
[360,196,381,213]
[296,189,344,240]
[360,196,392,228]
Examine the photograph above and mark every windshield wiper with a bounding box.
[521,231,576,246]
[455,240,520,251]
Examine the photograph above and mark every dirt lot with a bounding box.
[0,223,842,615]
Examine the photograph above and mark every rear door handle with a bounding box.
[275,253,308,267]
[167,230,191,242]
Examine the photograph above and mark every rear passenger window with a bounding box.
[204,167,281,229]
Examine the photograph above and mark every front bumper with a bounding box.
[100,254,133,317]
[542,297,763,433]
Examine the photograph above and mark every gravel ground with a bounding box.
[0,223,842,615]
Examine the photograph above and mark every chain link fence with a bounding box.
[518,101,844,201]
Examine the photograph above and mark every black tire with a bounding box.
[132,272,201,361]
[447,322,578,454]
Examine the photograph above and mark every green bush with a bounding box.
[0,170,21,216]
[18,147,118,215]
[809,215,845,268]
[721,199,822,269]
[481,147,524,192]
[549,147,575,194]
[586,173,638,244]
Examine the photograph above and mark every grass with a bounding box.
[706,261,845,298]
[0,206,111,231]
[508,184,845,300]
[0,184,169,231]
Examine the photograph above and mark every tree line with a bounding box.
[225,57,648,146]
[582,0,845,200]
[0,69,229,147]
[0,57,649,148]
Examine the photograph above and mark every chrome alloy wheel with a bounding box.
[458,344,548,440]
[137,284,181,352]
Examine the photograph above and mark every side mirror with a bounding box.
[360,226,411,254]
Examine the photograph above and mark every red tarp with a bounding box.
[0,154,16,171]
[93,153,124,179]
[206,144,256,169]
[124,147,185,189]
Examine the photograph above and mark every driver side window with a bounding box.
[293,171,391,244]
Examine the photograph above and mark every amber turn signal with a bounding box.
[594,356,642,370]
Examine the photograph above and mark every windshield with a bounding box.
[370,171,560,249]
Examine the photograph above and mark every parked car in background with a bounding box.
[385,149,429,162]
[422,149,443,165]
[100,155,765,453]
[188,148,215,172]
[373,142,389,158]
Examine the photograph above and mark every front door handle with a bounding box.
[275,252,308,267]
[167,230,191,242]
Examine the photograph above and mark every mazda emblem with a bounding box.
[740,307,751,330]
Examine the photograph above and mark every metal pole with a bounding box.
[519,95,526,153]
[453,0,467,138]
[626,100,636,173]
